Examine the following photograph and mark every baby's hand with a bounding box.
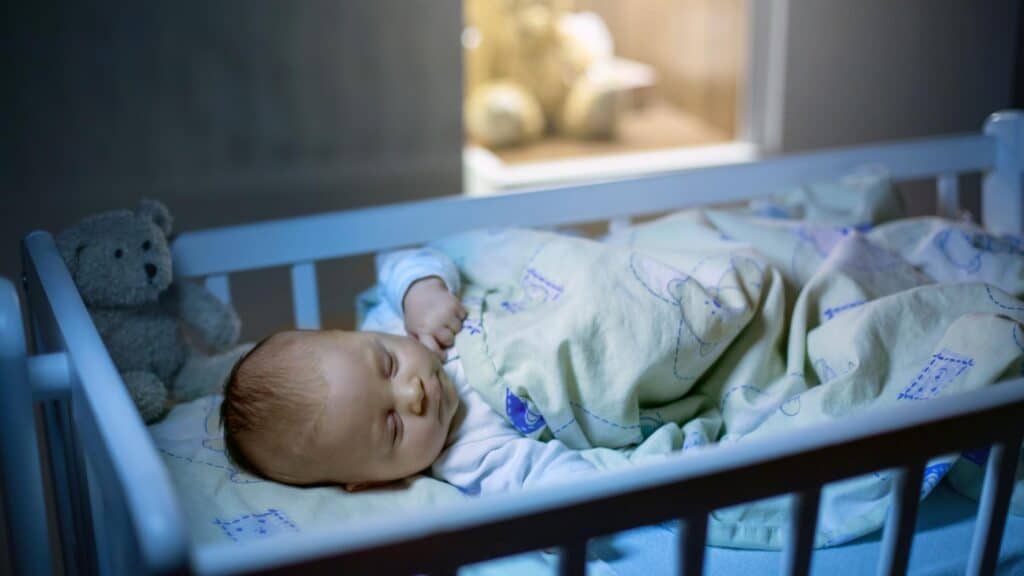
[403,277,467,358]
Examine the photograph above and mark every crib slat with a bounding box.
[967,435,1023,576]
[559,539,586,576]
[877,462,924,576]
[204,275,231,305]
[936,173,960,220]
[781,488,821,576]
[679,513,708,576]
[290,262,321,329]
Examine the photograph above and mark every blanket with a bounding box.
[437,170,1024,549]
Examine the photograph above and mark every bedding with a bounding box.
[425,170,1024,548]
[149,167,1024,561]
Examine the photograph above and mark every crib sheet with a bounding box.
[150,395,465,545]
[149,394,609,575]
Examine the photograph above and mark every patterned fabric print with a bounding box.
[898,350,974,401]
[213,508,299,543]
[920,462,952,497]
[822,300,866,322]
[779,395,801,417]
[505,389,546,434]
[159,396,263,485]
[934,229,1024,275]
[629,252,753,377]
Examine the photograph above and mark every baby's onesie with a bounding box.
[362,248,595,495]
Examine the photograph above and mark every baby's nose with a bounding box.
[145,263,157,278]
[400,376,425,416]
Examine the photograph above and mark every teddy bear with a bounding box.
[464,0,623,148]
[57,199,243,423]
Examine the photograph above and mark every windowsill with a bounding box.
[463,139,760,197]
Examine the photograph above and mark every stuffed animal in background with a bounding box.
[464,0,623,148]
[57,200,242,423]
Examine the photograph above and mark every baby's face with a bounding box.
[304,330,460,487]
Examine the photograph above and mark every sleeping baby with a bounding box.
[220,247,595,494]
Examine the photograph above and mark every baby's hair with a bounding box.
[219,331,326,481]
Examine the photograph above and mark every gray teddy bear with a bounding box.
[58,200,243,423]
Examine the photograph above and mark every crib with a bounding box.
[3,110,1024,576]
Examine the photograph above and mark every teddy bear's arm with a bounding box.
[122,371,169,423]
[164,281,241,353]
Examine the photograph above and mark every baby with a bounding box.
[221,248,594,494]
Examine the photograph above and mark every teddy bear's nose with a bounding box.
[145,263,157,279]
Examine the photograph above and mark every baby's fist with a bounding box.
[403,277,467,358]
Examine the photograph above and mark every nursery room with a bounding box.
[2,1,1024,575]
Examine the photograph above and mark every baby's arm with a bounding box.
[439,434,595,495]
[433,385,596,494]
[375,248,466,356]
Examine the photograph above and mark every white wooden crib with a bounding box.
[3,111,1024,576]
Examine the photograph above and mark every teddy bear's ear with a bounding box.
[56,226,85,277]
[136,199,173,237]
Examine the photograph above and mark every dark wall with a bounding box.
[780,1,1019,219]
[4,1,463,338]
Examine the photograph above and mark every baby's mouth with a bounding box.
[436,371,449,423]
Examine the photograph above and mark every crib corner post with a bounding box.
[983,110,1024,236]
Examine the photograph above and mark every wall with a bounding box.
[779,0,1019,217]
[5,1,463,338]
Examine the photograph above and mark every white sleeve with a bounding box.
[375,248,461,317]
[432,377,596,495]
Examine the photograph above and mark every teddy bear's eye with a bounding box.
[114,249,124,259]
[142,241,151,251]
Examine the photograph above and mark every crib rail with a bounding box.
[20,232,190,576]
[173,132,996,282]
[0,278,53,575]
[14,111,1024,576]
[174,113,1023,334]
[194,378,1024,576]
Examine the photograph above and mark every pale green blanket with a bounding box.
[437,171,1024,549]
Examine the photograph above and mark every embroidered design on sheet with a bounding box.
[157,396,264,484]
[779,395,801,417]
[719,384,765,412]
[682,427,708,451]
[985,284,1024,313]
[813,358,837,384]
[213,508,299,543]
[629,252,753,380]
[505,388,547,434]
[462,317,483,336]
[920,462,952,497]
[500,267,564,314]
[569,401,641,432]
[934,228,1024,274]
[639,412,666,438]
[898,350,974,401]
[822,300,866,322]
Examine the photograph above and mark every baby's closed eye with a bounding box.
[387,410,401,446]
